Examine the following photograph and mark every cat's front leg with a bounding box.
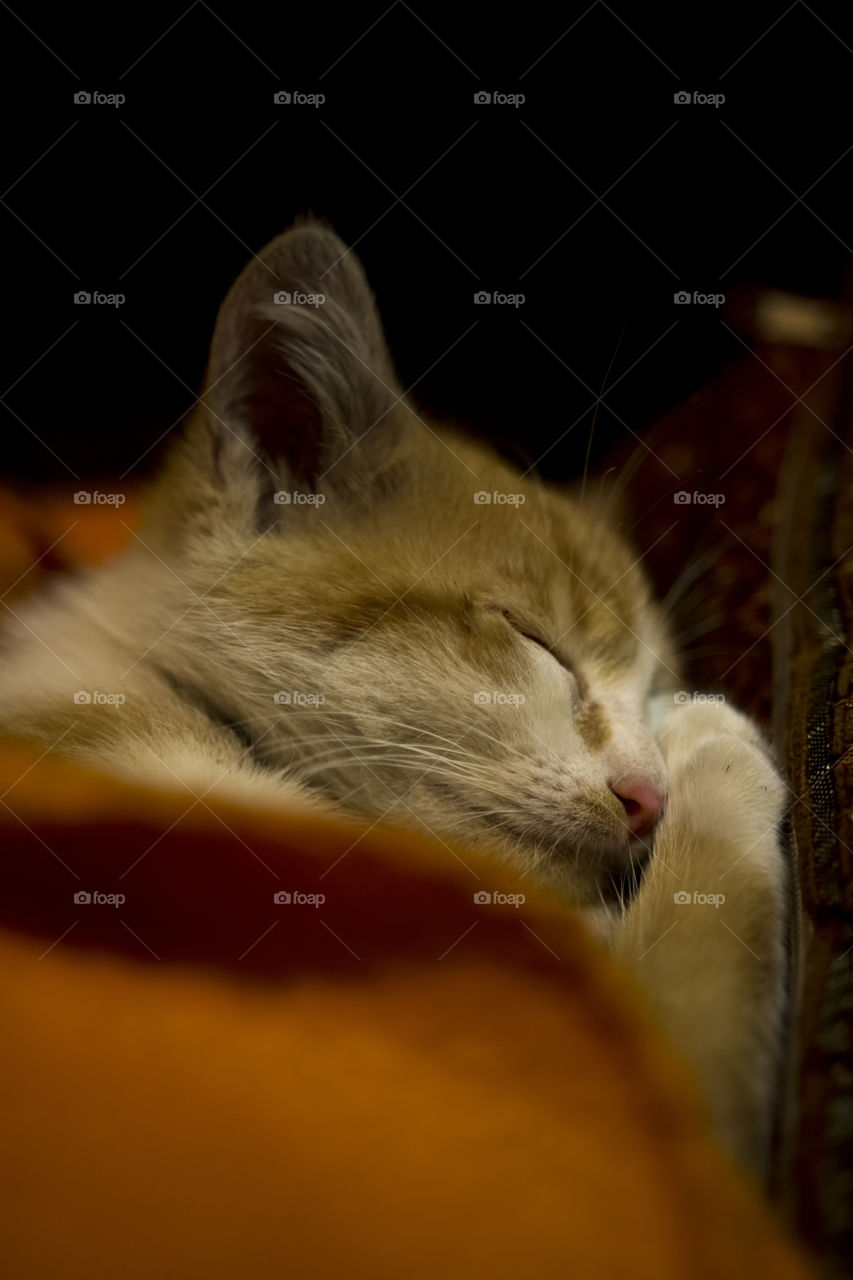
[610,700,788,1176]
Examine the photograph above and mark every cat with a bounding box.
[0,218,787,1179]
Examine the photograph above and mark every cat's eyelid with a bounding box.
[486,604,547,645]
[488,605,582,687]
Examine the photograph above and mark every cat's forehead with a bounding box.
[231,451,650,673]
[240,525,644,674]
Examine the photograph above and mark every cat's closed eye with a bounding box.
[489,605,583,691]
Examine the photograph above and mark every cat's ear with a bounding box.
[154,220,410,539]
[203,220,406,489]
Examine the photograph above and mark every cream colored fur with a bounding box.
[0,220,787,1178]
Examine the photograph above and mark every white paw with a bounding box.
[657,698,766,763]
[656,701,786,851]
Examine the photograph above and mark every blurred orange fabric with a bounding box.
[0,485,815,1278]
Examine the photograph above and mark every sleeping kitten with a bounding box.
[0,220,787,1177]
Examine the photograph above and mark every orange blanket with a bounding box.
[0,486,815,1278]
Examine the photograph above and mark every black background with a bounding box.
[3,1,852,484]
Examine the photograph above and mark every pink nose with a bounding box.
[611,783,666,839]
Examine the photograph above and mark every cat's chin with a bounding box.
[542,844,649,907]
[512,822,645,875]
[525,856,647,911]
[474,824,651,909]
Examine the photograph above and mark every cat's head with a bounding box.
[144,220,675,904]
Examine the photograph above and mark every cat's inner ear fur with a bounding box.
[198,219,409,503]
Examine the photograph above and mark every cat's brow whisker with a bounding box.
[249,712,489,755]
[582,442,645,533]
[263,709,500,751]
[670,614,729,646]
[293,760,514,794]
[272,732,495,773]
[268,733,476,761]
[355,731,489,760]
[580,324,626,505]
[359,716,489,750]
[658,539,731,618]
[294,754,499,784]
[584,409,678,544]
